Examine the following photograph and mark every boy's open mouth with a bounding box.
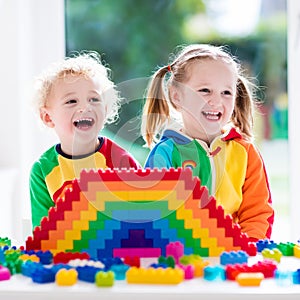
[73,117,95,129]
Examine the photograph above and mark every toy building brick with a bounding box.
[26,168,256,259]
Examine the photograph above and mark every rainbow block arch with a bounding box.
[26,168,256,258]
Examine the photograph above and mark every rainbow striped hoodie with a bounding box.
[30,137,140,228]
[145,128,274,240]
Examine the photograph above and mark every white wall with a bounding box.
[288,0,300,241]
[0,0,65,242]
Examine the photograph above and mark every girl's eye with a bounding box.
[223,90,232,96]
[198,88,210,93]
[66,99,77,104]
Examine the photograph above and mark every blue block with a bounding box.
[204,265,225,281]
[77,265,103,283]
[220,250,248,265]
[32,268,55,283]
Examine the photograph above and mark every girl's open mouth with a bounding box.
[202,111,222,121]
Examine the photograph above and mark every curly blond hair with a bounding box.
[33,51,121,124]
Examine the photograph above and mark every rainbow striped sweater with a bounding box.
[30,137,140,228]
[145,128,274,240]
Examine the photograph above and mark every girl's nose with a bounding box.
[207,95,221,106]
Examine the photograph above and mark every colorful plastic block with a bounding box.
[292,269,300,284]
[55,268,78,286]
[126,267,184,284]
[166,241,184,263]
[21,261,42,277]
[158,255,175,268]
[226,260,277,280]
[193,260,210,277]
[95,271,114,287]
[261,248,282,263]
[203,265,225,281]
[256,239,277,252]
[0,237,11,247]
[294,244,300,258]
[32,267,55,283]
[277,242,295,256]
[236,272,264,286]
[178,264,195,279]
[123,256,140,267]
[275,270,293,286]
[53,252,90,264]
[76,265,103,283]
[0,266,11,281]
[220,250,248,265]
[110,264,129,280]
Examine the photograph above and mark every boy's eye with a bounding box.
[90,97,101,103]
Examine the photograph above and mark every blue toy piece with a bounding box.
[256,239,277,252]
[76,265,103,283]
[110,264,130,280]
[32,267,55,283]
[292,269,300,284]
[203,265,225,281]
[220,250,248,265]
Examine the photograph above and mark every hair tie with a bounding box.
[167,65,172,72]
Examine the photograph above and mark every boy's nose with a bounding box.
[78,103,91,113]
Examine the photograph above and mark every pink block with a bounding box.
[0,266,11,281]
[166,241,184,263]
[113,247,161,258]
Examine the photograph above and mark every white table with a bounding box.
[0,256,299,300]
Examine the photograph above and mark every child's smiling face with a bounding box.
[171,58,237,144]
[40,74,107,155]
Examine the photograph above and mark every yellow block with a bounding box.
[236,272,264,286]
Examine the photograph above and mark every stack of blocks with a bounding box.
[26,168,256,259]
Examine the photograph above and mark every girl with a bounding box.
[141,44,274,241]
[30,51,140,228]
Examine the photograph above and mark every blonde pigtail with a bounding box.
[231,77,255,140]
[142,66,171,147]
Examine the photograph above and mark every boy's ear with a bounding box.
[40,107,55,128]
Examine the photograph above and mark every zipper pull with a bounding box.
[208,146,221,157]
